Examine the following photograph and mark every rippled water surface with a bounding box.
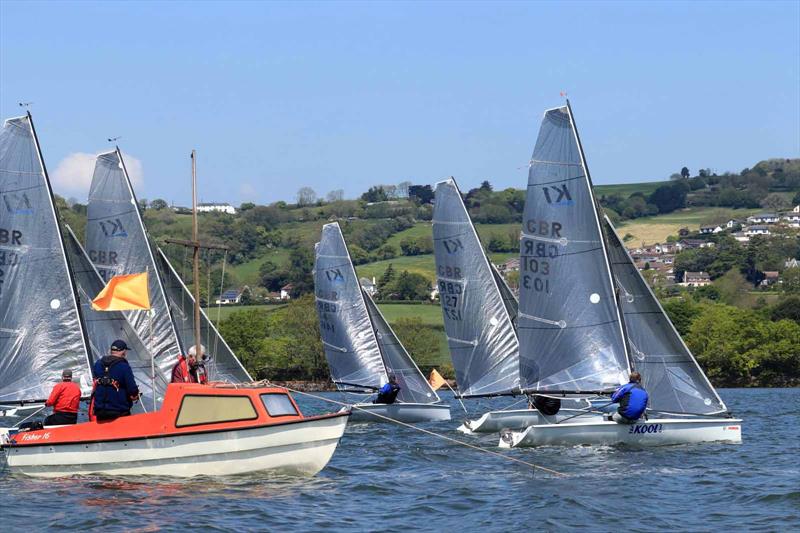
[1,388,798,531]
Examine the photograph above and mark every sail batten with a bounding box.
[432,178,520,397]
[517,105,629,393]
[0,114,93,401]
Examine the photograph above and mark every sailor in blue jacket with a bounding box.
[610,371,648,424]
[91,339,140,421]
[373,375,401,405]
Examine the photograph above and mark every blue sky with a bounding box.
[1,1,798,206]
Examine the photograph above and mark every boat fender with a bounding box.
[532,395,561,416]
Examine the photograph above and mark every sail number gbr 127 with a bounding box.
[437,265,463,321]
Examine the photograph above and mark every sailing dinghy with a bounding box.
[499,102,741,448]
[433,178,595,433]
[315,222,450,423]
[85,148,251,405]
[0,114,96,435]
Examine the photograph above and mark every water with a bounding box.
[1,388,797,531]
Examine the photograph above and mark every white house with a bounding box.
[732,232,750,243]
[699,225,724,234]
[745,225,771,237]
[197,202,237,215]
[785,258,799,269]
[280,283,293,300]
[682,271,712,287]
[215,289,241,305]
[747,213,779,224]
[782,212,800,227]
[793,204,800,214]
[726,219,743,229]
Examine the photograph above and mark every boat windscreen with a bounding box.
[0,115,92,402]
[432,178,519,397]
[314,223,387,391]
[517,105,629,393]
[604,218,727,415]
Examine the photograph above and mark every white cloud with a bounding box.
[51,151,143,197]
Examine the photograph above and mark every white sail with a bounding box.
[517,103,629,393]
[432,178,519,397]
[85,148,183,395]
[0,114,93,402]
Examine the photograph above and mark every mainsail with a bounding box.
[314,222,438,403]
[517,103,629,393]
[603,217,727,415]
[155,248,251,384]
[0,114,92,402]
[491,263,518,327]
[85,148,183,388]
[432,178,519,397]
[64,226,165,403]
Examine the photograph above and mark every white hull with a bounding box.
[457,409,603,434]
[345,402,451,423]
[4,415,349,478]
[499,418,743,448]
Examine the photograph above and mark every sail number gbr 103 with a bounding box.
[521,223,560,294]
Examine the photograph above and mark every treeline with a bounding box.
[664,298,800,387]
[603,160,800,223]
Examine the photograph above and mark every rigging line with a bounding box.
[215,250,227,344]
[270,382,566,477]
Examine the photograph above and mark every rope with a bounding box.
[555,402,615,424]
[269,382,566,477]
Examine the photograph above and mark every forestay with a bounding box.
[362,293,439,404]
[315,223,387,391]
[64,226,165,404]
[86,148,182,389]
[603,218,727,415]
[518,105,629,393]
[432,178,519,397]
[0,114,92,402]
[155,248,251,384]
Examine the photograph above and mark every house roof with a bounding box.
[281,283,294,290]
[763,271,779,278]
[685,271,710,279]
[220,290,239,299]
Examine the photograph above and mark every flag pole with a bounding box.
[147,267,156,411]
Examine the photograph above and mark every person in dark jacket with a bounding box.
[373,375,401,405]
[44,369,81,425]
[91,339,140,421]
[610,371,648,424]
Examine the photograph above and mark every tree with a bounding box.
[239,285,253,305]
[218,309,271,369]
[348,244,371,265]
[384,270,431,300]
[374,244,397,261]
[361,186,389,203]
[770,296,800,323]
[662,298,700,336]
[397,181,412,198]
[760,192,791,211]
[150,198,168,210]
[648,182,688,214]
[392,317,440,364]
[783,268,800,294]
[325,189,344,202]
[378,263,396,289]
[296,187,317,206]
[408,184,434,205]
[239,202,256,212]
[479,180,493,192]
[286,247,314,296]
[681,167,690,179]
[793,191,800,205]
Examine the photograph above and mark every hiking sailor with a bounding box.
[373,374,401,405]
[44,369,82,426]
[91,339,140,421]
[610,371,649,424]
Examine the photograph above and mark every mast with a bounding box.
[564,99,632,373]
[27,111,93,378]
[191,150,202,359]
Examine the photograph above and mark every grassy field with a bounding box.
[374,302,444,326]
[228,248,291,286]
[356,251,516,282]
[616,207,762,244]
[594,180,670,198]
[202,304,286,323]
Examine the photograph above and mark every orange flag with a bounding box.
[428,368,447,391]
[92,272,151,311]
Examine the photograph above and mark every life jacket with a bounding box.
[94,357,123,391]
